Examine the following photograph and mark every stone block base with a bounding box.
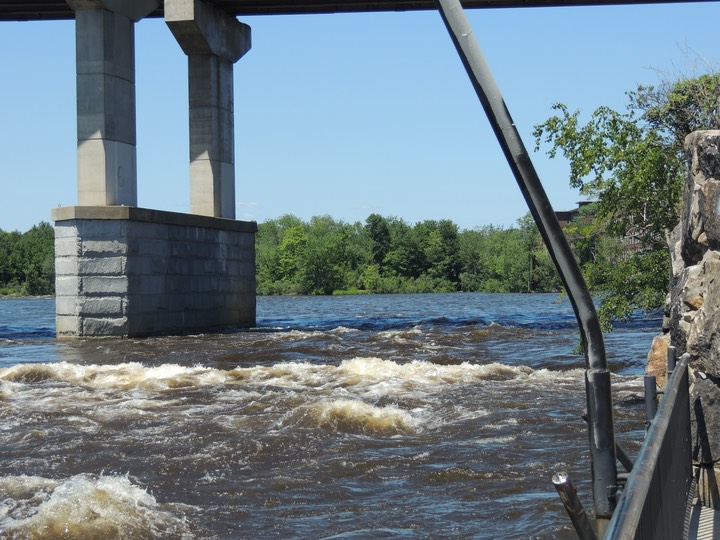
[52,206,256,337]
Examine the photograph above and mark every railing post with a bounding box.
[552,471,598,540]
[644,374,658,427]
[667,345,677,374]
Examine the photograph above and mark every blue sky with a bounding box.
[1,2,719,233]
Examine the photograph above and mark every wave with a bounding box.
[337,357,539,385]
[0,358,587,442]
[0,362,228,392]
[288,399,418,435]
[0,358,581,395]
[0,325,55,341]
[0,473,192,539]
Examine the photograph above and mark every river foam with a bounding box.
[290,399,419,435]
[0,357,582,395]
[0,474,192,539]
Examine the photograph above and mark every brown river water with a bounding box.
[0,293,657,539]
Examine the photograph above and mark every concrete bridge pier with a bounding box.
[67,0,157,206]
[53,0,257,338]
[165,0,251,219]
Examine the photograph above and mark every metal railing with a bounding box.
[604,350,693,539]
[431,2,694,536]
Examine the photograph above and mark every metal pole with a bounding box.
[615,442,634,473]
[433,0,618,529]
[583,413,633,472]
[552,471,599,540]
[667,345,677,374]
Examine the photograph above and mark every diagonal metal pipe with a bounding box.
[433,0,618,531]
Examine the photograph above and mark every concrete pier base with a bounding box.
[52,206,256,337]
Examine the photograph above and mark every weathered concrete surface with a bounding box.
[52,206,256,337]
[67,0,157,206]
[165,0,251,219]
[656,130,720,507]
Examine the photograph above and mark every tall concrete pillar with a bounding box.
[67,0,157,207]
[165,0,251,219]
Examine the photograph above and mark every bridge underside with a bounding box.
[0,0,703,21]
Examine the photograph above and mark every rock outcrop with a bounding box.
[652,130,720,506]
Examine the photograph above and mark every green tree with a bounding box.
[383,218,424,280]
[0,222,54,296]
[457,221,555,293]
[254,213,562,296]
[415,219,461,287]
[276,225,308,293]
[364,214,391,268]
[534,72,720,328]
[255,214,373,295]
[457,227,488,291]
[256,214,306,294]
[299,216,351,295]
[20,222,55,295]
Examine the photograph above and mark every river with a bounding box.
[0,293,658,538]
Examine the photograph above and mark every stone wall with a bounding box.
[647,130,720,506]
[53,206,256,337]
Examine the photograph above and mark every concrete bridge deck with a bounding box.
[0,0,704,21]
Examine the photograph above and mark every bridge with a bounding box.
[3,2,717,538]
[2,0,710,338]
[0,0,701,20]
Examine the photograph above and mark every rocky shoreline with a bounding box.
[647,130,720,506]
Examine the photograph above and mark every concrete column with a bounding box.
[165,0,251,219]
[66,0,157,207]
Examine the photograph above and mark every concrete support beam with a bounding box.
[67,0,157,206]
[165,0,251,219]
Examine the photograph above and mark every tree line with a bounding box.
[256,213,561,295]
[0,214,562,299]
[0,222,55,296]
